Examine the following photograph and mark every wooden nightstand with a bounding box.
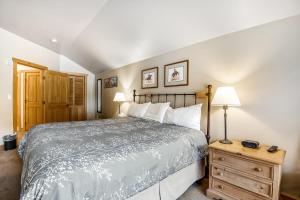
[207,140,286,200]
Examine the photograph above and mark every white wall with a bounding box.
[97,16,300,192]
[60,55,95,120]
[0,28,95,143]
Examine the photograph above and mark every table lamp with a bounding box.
[113,92,126,115]
[212,86,241,144]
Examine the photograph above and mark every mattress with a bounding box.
[19,117,208,200]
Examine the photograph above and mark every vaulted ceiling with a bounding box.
[1,0,300,73]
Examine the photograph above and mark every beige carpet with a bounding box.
[179,179,210,200]
[0,147,22,200]
[0,148,209,200]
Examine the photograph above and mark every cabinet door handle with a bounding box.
[217,172,224,176]
[254,167,263,172]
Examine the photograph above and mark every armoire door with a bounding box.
[69,75,87,121]
[44,70,70,122]
[25,71,44,130]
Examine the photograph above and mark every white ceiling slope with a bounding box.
[1,0,300,73]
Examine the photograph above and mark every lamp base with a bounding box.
[219,139,233,144]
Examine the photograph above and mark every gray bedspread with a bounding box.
[19,117,208,200]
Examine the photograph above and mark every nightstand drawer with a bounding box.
[211,178,268,200]
[212,165,272,198]
[212,150,273,180]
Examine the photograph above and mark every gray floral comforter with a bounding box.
[19,117,208,200]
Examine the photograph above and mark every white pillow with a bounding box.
[143,102,170,123]
[127,102,150,118]
[164,104,202,130]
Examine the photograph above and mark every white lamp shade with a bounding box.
[113,92,126,102]
[212,87,241,106]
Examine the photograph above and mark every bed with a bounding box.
[18,85,212,200]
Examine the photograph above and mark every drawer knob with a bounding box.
[217,185,224,190]
[254,167,263,172]
[217,172,224,176]
[257,185,264,190]
[218,157,225,161]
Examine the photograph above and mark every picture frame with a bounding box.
[96,79,102,113]
[164,60,189,87]
[104,76,118,88]
[141,67,158,89]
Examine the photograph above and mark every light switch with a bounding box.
[7,94,12,100]
[5,58,13,66]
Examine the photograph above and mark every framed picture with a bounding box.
[164,60,189,87]
[141,67,158,89]
[96,79,102,113]
[104,76,118,88]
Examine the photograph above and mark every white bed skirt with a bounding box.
[128,159,205,200]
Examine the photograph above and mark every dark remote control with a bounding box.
[267,145,278,153]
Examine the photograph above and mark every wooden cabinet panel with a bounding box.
[74,77,84,106]
[25,72,43,130]
[69,75,86,121]
[45,70,70,123]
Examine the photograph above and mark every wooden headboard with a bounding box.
[133,84,212,144]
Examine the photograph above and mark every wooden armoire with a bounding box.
[68,73,87,121]
[43,71,87,123]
